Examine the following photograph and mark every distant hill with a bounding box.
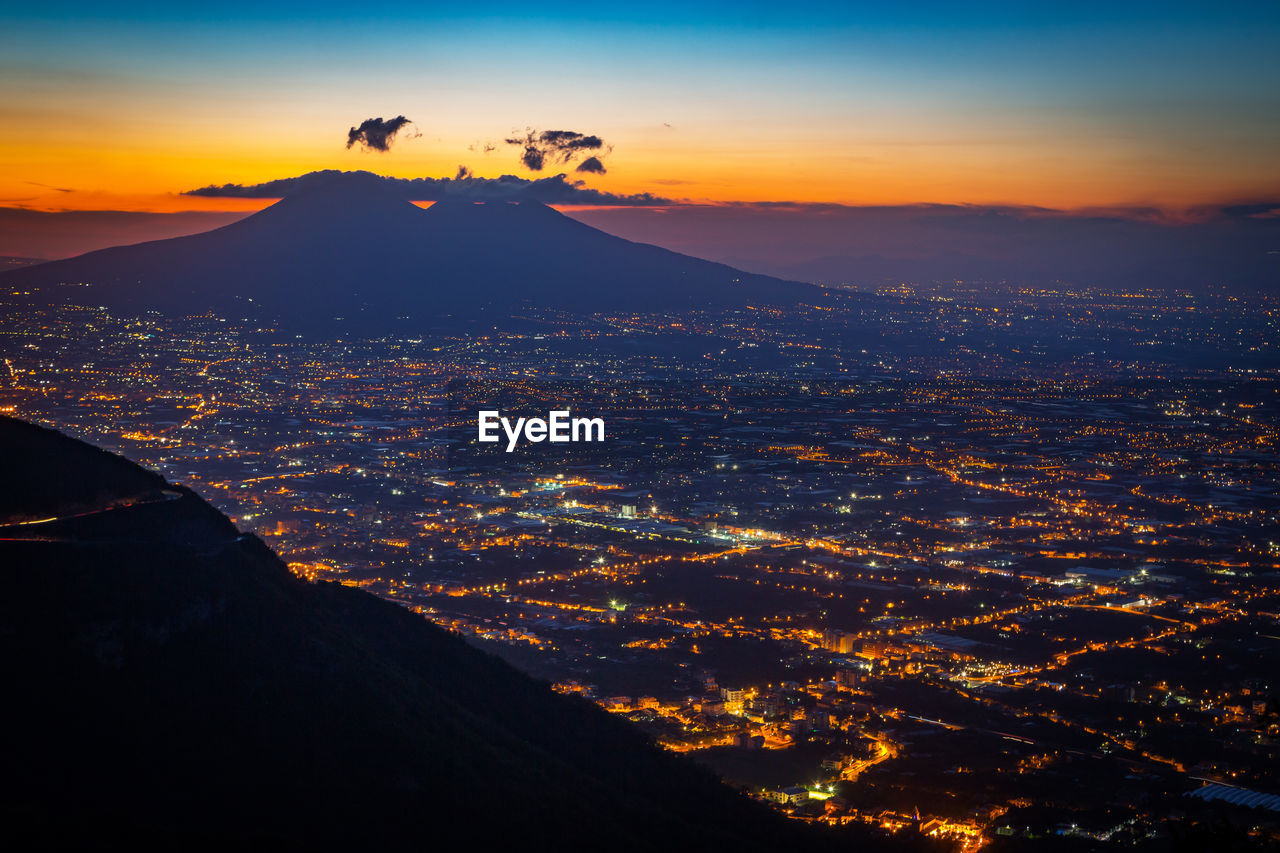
[2,172,815,333]
[1,255,46,268]
[0,416,917,851]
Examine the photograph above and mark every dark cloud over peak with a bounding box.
[512,141,544,171]
[346,116,416,152]
[504,128,607,172]
[183,169,672,206]
[540,130,603,152]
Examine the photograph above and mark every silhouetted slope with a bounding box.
[3,172,814,331]
[0,418,166,521]
[0,416,903,852]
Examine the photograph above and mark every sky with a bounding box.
[3,1,1279,217]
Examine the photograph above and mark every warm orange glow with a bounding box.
[4,121,1276,214]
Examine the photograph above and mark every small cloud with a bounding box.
[504,128,607,172]
[576,157,606,174]
[346,116,417,152]
[26,181,75,193]
[512,139,545,171]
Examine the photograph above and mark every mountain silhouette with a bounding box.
[4,172,814,331]
[0,416,922,852]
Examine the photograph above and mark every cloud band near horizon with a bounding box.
[183,170,672,206]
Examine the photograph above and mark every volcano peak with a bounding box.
[5,174,813,332]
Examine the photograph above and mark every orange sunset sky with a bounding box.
[2,3,1278,217]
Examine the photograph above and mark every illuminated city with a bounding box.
[4,2,1279,848]
[3,281,1276,848]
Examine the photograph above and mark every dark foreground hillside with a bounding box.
[0,416,920,852]
[0,417,165,521]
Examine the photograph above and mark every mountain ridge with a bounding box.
[3,172,817,332]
